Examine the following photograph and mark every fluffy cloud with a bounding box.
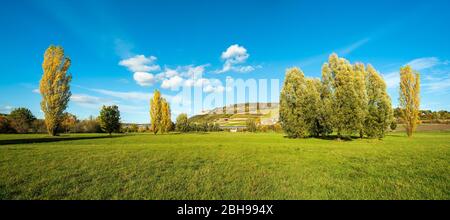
[216,44,258,73]
[119,55,160,72]
[154,65,224,93]
[117,52,232,93]
[133,72,155,86]
[221,44,249,64]
[119,55,160,86]
[161,75,184,91]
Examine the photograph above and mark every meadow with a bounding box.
[0,131,449,200]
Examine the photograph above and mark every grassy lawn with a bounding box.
[0,131,449,200]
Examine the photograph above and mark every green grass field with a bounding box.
[0,131,449,200]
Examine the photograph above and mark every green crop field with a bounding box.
[0,131,449,200]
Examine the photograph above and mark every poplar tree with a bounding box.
[279,67,308,138]
[150,90,162,134]
[40,45,72,136]
[365,64,393,138]
[161,98,172,133]
[399,65,420,137]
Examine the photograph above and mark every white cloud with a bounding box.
[0,105,13,114]
[91,89,152,101]
[383,57,449,90]
[297,37,371,68]
[235,65,256,73]
[32,88,40,94]
[117,52,230,93]
[338,38,370,56]
[382,71,400,89]
[133,72,155,86]
[119,55,160,72]
[216,44,258,73]
[185,65,207,78]
[203,83,225,93]
[71,94,106,105]
[153,65,224,93]
[161,75,184,91]
[407,57,441,70]
[156,68,182,81]
[221,44,249,63]
[423,78,450,92]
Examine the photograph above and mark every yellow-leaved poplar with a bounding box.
[40,45,72,136]
[399,65,420,137]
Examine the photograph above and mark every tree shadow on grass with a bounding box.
[283,135,359,141]
[0,134,126,146]
[316,135,356,141]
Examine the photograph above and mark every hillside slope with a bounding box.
[189,103,279,127]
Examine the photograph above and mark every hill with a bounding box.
[189,103,279,127]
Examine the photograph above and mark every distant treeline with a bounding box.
[1,107,449,134]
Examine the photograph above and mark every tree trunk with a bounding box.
[50,127,58,136]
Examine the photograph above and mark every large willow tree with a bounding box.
[279,67,308,138]
[365,64,393,138]
[324,54,361,137]
[40,45,72,136]
[399,65,420,137]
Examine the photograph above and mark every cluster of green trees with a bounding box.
[0,108,36,133]
[0,108,107,134]
[280,54,394,139]
[417,110,450,121]
[175,113,222,133]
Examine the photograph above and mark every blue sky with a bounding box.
[1,0,449,123]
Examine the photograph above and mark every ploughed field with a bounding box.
[0,131,449,199]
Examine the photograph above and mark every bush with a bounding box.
[74,116,102,133]
[176,113,190,132]
[0,116,15,133]
[31,119,47,133]
[176,115,222,133]
[390,120,397,131]
[246,119,258,132]
[60,113,78,133]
